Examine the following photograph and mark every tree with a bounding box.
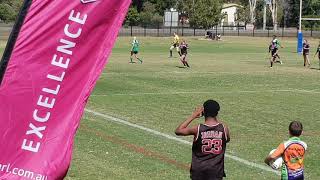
[248,0,257,24]
[235,6,250,24]
[125,6,140,26]
[0,3,16,22]
[131,0,144,12]
[281,0,319,29]
[268,0,278,30]
[139,2,163,27]
[0,0,23,22]
[300,0,320,29]
[176,0,193,15]
[147,0,177,16]
[187,0,224,29]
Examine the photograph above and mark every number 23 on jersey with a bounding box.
[202,139,223,154]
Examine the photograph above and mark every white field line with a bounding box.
[84,109,280,175]
[91,89,319,97]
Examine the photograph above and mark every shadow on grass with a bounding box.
[175,66,187,69]
[309,67,320,70]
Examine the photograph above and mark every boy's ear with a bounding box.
[301,131,304,135]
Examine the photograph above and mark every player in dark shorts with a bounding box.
[314,42,320,69]
[179,40,190,67]
[130,37,143,64]
[302,39,310,67]
[175,100,230,180]
[269,35,283,68]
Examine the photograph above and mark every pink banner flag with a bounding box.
[0,0,130,179]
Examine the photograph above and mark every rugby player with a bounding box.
[179,40,190,67]
[130,37,143,64]
[269,35,283,68]
[302,39,310,67]
[169,32,181,58]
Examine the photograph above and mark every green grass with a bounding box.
[1,36,320,179]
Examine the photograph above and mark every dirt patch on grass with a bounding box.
[81,124,190,171]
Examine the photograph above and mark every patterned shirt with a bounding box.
[271,137,307,180]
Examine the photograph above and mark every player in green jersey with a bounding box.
[130,37,143,64]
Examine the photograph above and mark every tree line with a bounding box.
[0,0,22,23]
[0,0,319,30]
[127,0,320,30]
[241,0,320,30]
[128,0,224,29]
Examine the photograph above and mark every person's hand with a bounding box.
[191,106,204,119]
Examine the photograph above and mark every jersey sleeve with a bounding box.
[271,143,285,158]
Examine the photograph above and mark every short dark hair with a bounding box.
[289,121,303,137]
[203,100,220,118]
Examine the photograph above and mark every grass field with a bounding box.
[1,36,320,180]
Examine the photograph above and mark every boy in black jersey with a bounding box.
[175,100,230,180]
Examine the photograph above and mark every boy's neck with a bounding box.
[289,135,300,139]
[205,117,219,125]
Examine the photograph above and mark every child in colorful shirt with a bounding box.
[265,121,307,180]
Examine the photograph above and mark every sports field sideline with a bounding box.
[1,36,319,179]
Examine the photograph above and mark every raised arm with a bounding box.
[175,106,203,136]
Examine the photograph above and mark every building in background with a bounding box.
[221,3,242,27]
[164,4,243,28]
[164,8,179,27]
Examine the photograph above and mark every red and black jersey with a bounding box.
[303,43,310,54]
[191,123,228,180]
[180,43,188,55]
